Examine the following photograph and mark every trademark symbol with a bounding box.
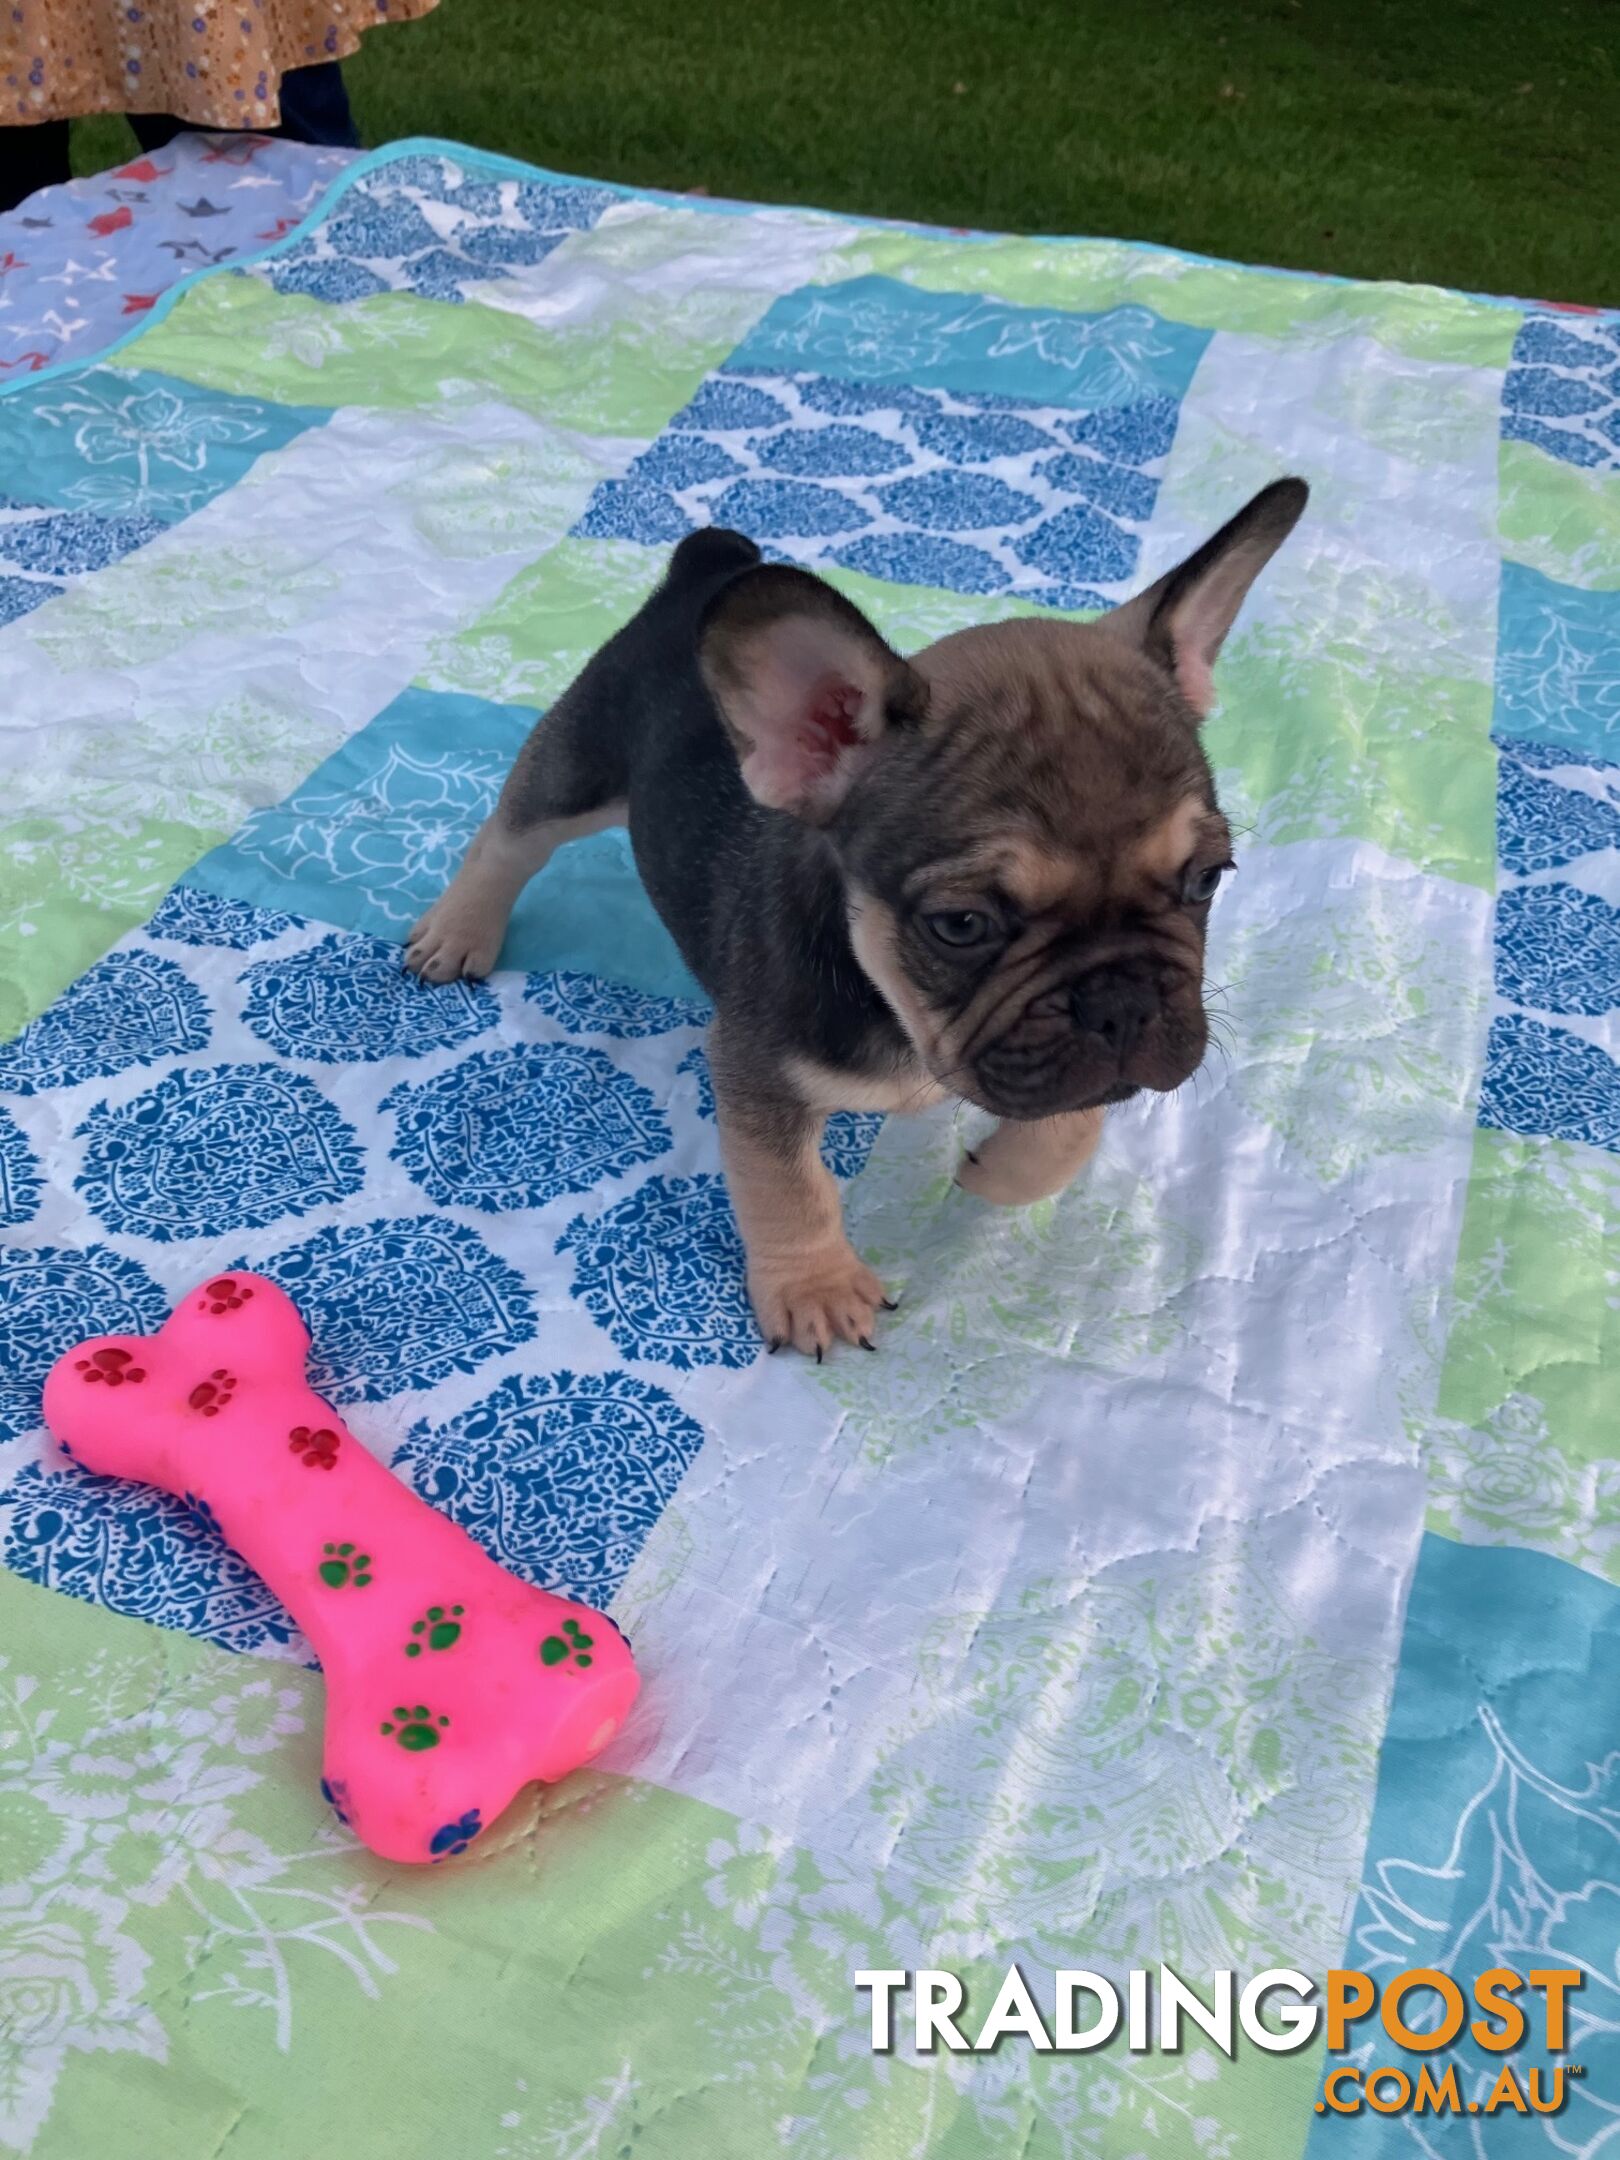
[1568,2065,1586,2078]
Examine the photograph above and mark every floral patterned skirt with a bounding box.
[1,0,438,129]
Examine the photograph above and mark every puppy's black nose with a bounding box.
[1069,968,1156,1062]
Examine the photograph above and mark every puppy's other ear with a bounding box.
[1101,477,1308,717]
[699,563,925,821]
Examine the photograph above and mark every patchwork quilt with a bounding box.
[0,131,355,381]
[1,140,1618,2160]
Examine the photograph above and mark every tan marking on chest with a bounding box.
[784,1052,947,1117]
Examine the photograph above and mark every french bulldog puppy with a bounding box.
[407,479,1307,1356]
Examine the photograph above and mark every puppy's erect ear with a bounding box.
[699,564,925,822]
[1100,477,1308,717]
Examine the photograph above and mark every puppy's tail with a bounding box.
[665,526,762,591]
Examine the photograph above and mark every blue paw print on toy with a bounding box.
[146,884,299,950]
[0,1460,297,1654]
[384,1044,671,1213]
[393,1367,706,1600]
[1495,882,1620,1016]
[557,1173,757,1370]
[75,1062,365,1241]
[674,1048,880,1178]
[429,1807,482,1860]
[0,949,210,1097]
[525,971,710,1039]
[0,1241,170,1444]
[252,1214,538,1405]
[240,931,500,1064]
[320,1775,352,1827]
[0,1108,43,1228]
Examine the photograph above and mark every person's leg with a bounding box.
[126,55,360,164]
[0,119,71,215]
[270,61,361,149]
[127,113,187,153]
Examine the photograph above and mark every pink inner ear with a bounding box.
[798,680,864,769]
[1174,651,1217,716]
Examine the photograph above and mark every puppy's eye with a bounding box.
[924,909,996,950]
[1181,861,1231,906]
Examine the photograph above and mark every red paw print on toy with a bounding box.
[289,1423,341,1470]
[74,1347,146,1388]
[199,1276,255,1316]
[189,1369,237,1417]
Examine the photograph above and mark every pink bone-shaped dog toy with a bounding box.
[42,1272,639,1865]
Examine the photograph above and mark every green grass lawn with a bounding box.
[74,0,1619,303]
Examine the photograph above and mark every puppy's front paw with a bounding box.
[404,893,505,984]
[749,1243,889,1361]
[954,1110,1102,1208]
[954,1146,1044,1208]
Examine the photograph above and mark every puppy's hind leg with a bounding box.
[406,690,625,984]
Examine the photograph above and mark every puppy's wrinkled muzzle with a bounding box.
[968,964,1207,1121]
[1068,964,1157,1065]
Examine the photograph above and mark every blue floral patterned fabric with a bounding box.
[258,153,619,308]
[578,278,1207,611]
[391,1368,707,1603]
[1483,605,1620,1148]
[1502,313,1620,471]
[0,366,330,626]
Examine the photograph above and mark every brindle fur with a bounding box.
[407,483,1308,1355]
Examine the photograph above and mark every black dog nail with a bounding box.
[880,1296,899,1312]
[815,1344,823,1364]
[767,1337,784,1354]
[859,1335,877,1352]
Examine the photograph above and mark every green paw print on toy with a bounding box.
[380,1704,450,1752]
[540,1617,594,1671]
[318,1542,372,1588]
[405,1603,464,1657]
